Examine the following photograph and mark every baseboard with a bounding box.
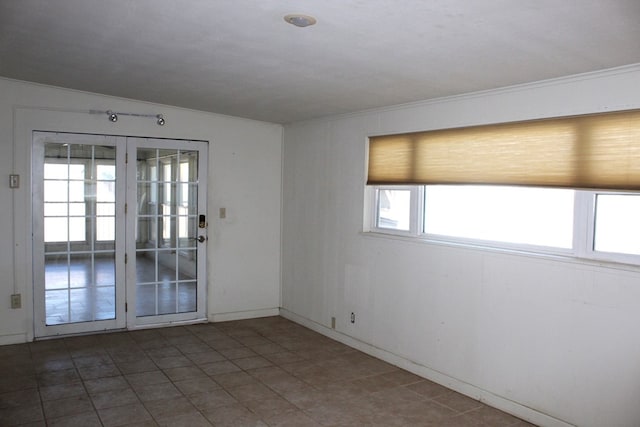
[279,308,574,427]
[209,307,280,323]
[0,333,28,345]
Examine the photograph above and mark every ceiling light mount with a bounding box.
[284,14,316,28]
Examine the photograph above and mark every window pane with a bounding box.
[376,189,411,231]
[96,181,115,202]
[44,163,68,180]
[164,164,172,203]
[68,218,85,241]
[149,165,158,203]
[424,185,574,248]
[45,217,68,242]
[69,202,86,216]
[97,217,115,241]
[69,181,85,202]
[594,194,640,255]
[178,207,191,239]
[149,217,157,242]
[44,203,67,216]
[44,181,67,202]
[97,165,115,181]
[96,202,115,216]
[97,164,116,208]
[179,160,191,205]
[68,164,85,180]
[163,212,174,243]
[163,182,173,204]
[180,162,189,182]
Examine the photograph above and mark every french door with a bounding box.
[126,138,208,327]
[33,132,208,337]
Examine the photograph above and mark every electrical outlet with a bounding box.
[350,312,355,324]
[11,294,21,309]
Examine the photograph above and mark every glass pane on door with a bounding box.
[135,148,199,317]
[43,143,117,325]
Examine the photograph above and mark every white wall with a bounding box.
[0,77,282,343]
[282,64,640,427]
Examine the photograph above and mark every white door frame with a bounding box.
[32,132,127,337]
[126,137,208,327]
[28,126,208,337]
[14,108,213,342]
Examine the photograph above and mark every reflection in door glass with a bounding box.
[135,148,199,317]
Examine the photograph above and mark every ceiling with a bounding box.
[1,1,639,124]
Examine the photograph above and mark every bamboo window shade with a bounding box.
[367,109,640,190]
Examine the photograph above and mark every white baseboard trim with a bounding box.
[279,308,574,427]
[209,307,280,323]
[0,333,28,345]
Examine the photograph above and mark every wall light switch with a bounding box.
[9,174,19,189]
[219,207,226,219]
[11,294,21,309]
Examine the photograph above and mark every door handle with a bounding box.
[189,236,206,243]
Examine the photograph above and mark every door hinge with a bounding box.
[125,303,128,312]
[125,253,128,264]
[125,152,128,164]
[125,203,128,214]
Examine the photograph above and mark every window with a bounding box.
[369,186,640,264]
[423,185,574,249]
[367,108,640,264]
[375,187,413,231]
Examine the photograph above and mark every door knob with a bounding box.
[190,236,206,243]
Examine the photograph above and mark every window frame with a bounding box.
[581,190,640,265]
[370,185,422,236]
[367,184,640,267]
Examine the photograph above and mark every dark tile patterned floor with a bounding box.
[0,316,537,426]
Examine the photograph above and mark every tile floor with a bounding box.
[0,316,537,426]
